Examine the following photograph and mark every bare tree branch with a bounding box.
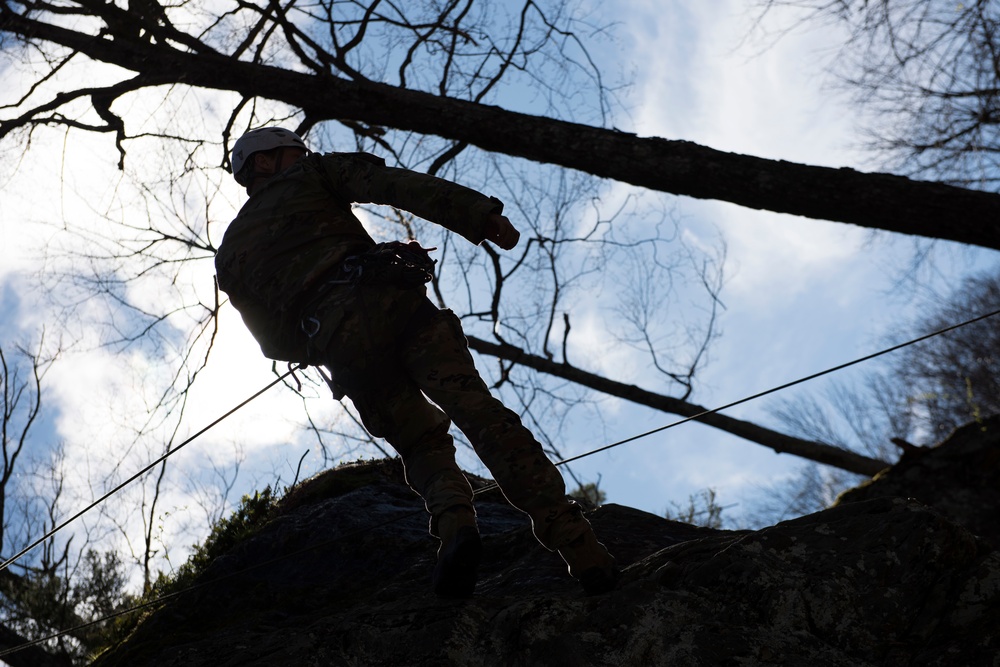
[466,335,887,476]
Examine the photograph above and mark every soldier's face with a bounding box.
[254,148,306,175]
[277,148,306,171]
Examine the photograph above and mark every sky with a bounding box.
[559,1,998,520]
[1,0,999,590]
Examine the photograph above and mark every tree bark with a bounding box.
[467,335,888,477]
[3,10,1000,251]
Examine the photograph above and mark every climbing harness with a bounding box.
[301,240,435,336]
[300,240,438,389]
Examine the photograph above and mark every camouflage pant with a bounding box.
[313,283,592,551]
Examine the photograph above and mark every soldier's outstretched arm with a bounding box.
[319,153,506,246]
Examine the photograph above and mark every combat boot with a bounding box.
[558,529,619,596]
[431,506,482,598]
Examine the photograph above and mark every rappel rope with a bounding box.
[0,366,303,575]
[1,307,998,659]
[476,305,1000,494]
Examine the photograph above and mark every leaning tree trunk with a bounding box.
[3,10,1000,251]
[467,336,888,477]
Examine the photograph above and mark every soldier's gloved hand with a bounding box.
[484,214,520,250]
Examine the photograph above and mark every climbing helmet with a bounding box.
[231,127,308,185]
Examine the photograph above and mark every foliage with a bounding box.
[760,268,1000,522]
[746,0,1000,524]
[93,485,282,658]
[756,0,1000,188]
[775,269,1000,448]
[663,488,725,530]
[0,0,729,488]
[887,271,1000,441]
[4,3,996,659]
[152,486,280,597]
[741,463,862,528]
[0,549,130,665]
[569,481,607,508]
[0,341,124,665]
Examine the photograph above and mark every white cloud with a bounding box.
[619,1,869,301]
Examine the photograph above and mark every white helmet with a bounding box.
[231,127,308,184]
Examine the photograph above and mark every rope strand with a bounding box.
[556,306,1000,467]
[0,367,301,574]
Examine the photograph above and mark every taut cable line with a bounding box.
[555,307,1000,467]
[474,306,1000,494]
[0,366,302,574]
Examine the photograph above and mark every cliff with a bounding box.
[94,417,1000,666]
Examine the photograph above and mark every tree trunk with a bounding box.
[3,11,1000,251]
[467,335,888,477]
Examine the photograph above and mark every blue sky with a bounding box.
[548,1,1000,519]
[1,0,998,582]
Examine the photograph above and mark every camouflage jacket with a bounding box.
[215,151,503,362]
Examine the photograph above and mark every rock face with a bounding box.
[837,417,1000,547]
[94,418,1000,666]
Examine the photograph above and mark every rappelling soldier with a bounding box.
[215,127,618,597]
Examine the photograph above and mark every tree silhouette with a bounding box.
[0,1,898,475]
[756,0,1000,189]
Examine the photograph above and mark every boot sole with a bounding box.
[432,527,483,598]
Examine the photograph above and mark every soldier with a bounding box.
[216,127,618,597]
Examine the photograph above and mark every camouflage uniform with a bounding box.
[216,152,612,569]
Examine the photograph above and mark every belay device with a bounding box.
[342,240,437,287]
